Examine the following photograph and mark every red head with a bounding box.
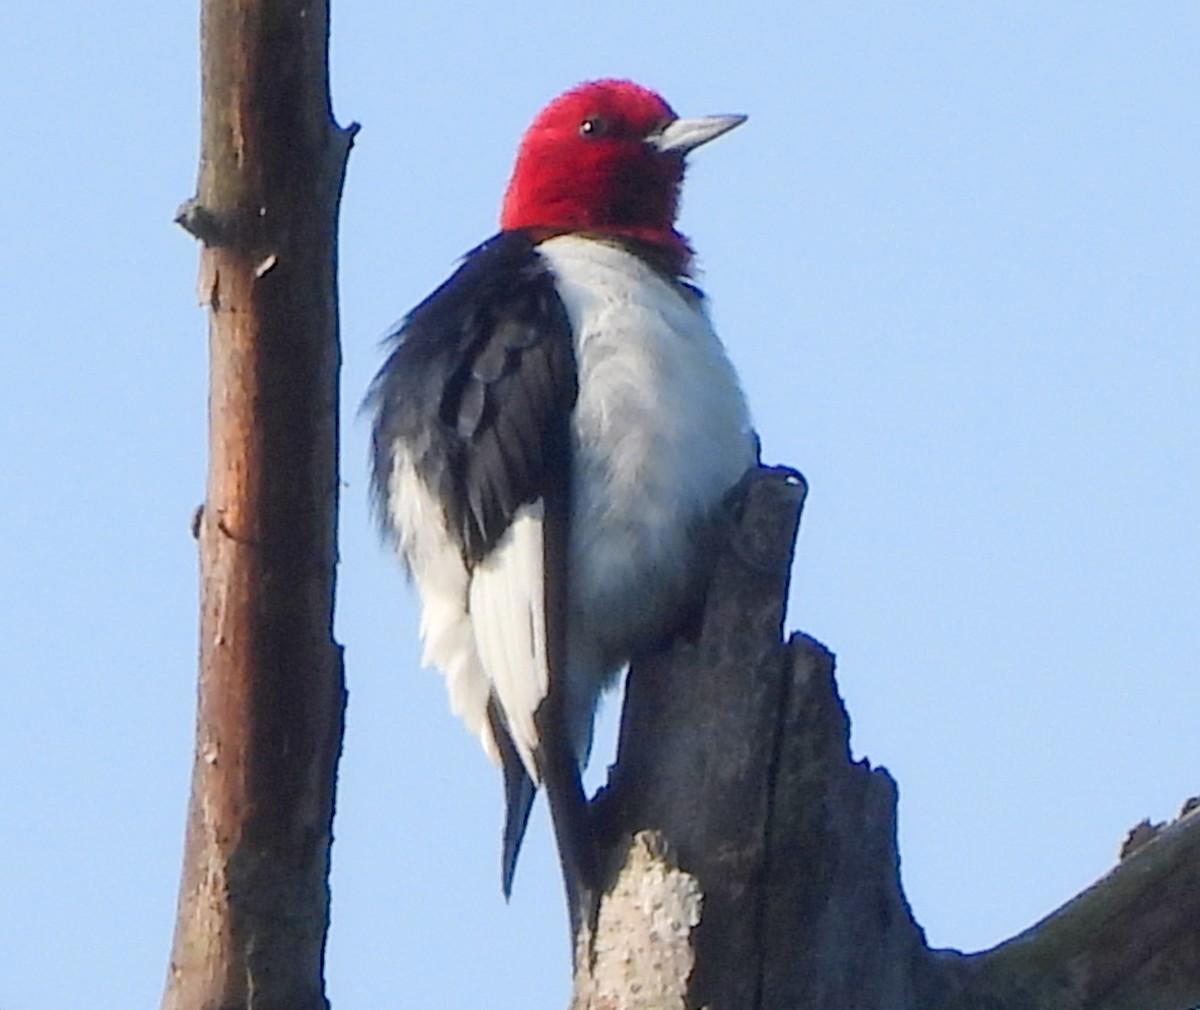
[500,80,745,275]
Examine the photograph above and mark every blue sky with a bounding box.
[1,3,1196,1008]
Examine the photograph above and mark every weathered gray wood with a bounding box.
[760,634,929,1009]
[590,466,806,1009]
[578,464,1200,1010]
[926,798,1200,1010]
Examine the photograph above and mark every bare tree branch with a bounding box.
[580,465,1200,1010]
[940,800,1200,1010]
[162,2,355,1008]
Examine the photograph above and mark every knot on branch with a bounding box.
[174,197,229,246]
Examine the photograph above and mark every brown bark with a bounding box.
[579,465,1200,1010]
[162,2,354,1008]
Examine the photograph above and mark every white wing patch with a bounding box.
[388,451,500,765]
[389,452,551,780]
[468,501,549,782]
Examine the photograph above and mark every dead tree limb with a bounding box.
[580,465,1200,1010]
[162,2,354,1008]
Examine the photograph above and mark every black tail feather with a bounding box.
[538,490,599,938]
[537,727,598,940]
[489,698,538,898]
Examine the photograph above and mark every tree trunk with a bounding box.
[577,465,1200,1010]
[162,2,354,1008]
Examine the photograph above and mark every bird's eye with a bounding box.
[579,116,608,138]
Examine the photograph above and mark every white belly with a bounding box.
[539,235,757,703]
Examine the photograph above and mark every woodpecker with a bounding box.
[367,80,757,921]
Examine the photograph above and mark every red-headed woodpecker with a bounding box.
[367,80,756,923]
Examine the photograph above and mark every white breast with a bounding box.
[538,236,757,747]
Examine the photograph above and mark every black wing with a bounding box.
[366,230,586,898]
[366,229,578,566]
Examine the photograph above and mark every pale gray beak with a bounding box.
[648,113,747,155]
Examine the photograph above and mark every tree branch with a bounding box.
[579,464,1200,1010]
[938,801,1200,1010]
[162,2,354,1008]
